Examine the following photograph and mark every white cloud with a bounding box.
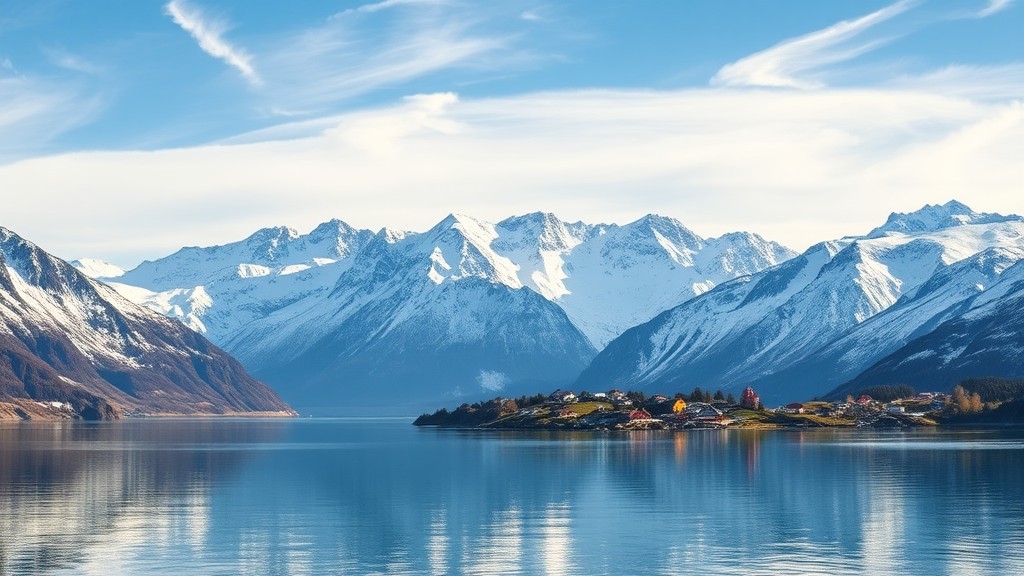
[164,0,261,86]
[1,80,1021,267]
[333,0,448,17]
[711,0,917,89]
[976,0,1014,17]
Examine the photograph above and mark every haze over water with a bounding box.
[2,419,1023,575]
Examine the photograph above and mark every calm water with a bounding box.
[1,420,1023,575]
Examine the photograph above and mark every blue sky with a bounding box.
[1,0,1022,265]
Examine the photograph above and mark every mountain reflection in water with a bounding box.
[2,420,1023,575]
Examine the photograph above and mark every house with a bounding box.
[549,389,577,404]
[856,395,873,405]
[785,402,805,414]
[608,390,629,403]
[739,387,760,410]
[650,395,670,404]
[629,408,653,420]
[886,404,905,414]
[672,398,687,414]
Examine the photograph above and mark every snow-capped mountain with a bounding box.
[577,201,1024,405]
[101,212,792,411]
[103,220,375,343]
[70,258,125,279]
[832,257,1024,397]
[0,226,293,419]
[224,214,598,411]
[496,213,794,347]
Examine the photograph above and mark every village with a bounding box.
[412,386,948,430]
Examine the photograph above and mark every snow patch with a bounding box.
[71,259,125,279]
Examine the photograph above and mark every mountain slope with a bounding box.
[577,201,1024,405]
[0,227,293,419]
[101,212,793,411]
[225,215,598,411]
[496,213,795,347]
[102,220,376,343]
[831,258,1024,397]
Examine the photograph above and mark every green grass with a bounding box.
[567,402,613,416]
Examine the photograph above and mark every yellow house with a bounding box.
[672,398,687,414]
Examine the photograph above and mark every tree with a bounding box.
[703,391,713,403]
[953,385,969,412]
[969,392,984,413]
[845,394,855,405]
[713,390,725,401]
[726,393,736,405]
[689,387,704,403]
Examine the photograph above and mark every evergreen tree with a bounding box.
[689,387,704,403]
[713,390,725,401]
[726,393,736,405]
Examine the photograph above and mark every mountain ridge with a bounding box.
[0,226,294,419]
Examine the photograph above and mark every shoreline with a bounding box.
[0,399,298,422]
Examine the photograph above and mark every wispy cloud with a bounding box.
[164,0,261,86]
[44,48,101,75]
[260,2,526,112]
[3,78,1022,265]
[976,0,1014,17]
[0,76,102,162]
[711,0,917,89]
[333,0,448,18]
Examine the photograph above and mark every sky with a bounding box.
[0,0,1022,267]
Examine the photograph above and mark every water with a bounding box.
[2,419,1023,575]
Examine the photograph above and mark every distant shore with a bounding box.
[414,394,942,431]
[0,399,297,421]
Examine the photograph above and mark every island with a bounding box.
[414,379,1024,430]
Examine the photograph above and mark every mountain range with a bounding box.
[84,213,794,412]
[577,201,1024,405]
[60,200,1024,412]
[0,227,293,420]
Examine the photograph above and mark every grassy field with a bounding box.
[567,402,614,416]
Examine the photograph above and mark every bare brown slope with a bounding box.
[0,226,294,419]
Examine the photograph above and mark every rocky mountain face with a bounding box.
[0,227,293,419]
[577,201,1024,405]
[831,257,1024,398]
[97,212,793,412]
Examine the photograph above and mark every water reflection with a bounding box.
[2,422,1024,575]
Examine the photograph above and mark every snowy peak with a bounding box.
[496,212,590,253]
[408,214,522,287]
[243,226,300,261]
[701,231,798,278]
[305,219,371,259]
[867,200,1022,238]
[120,218,374,290]
[71,258,125,279]
[605,215,703,265]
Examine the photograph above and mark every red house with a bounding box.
[629,408,652,420]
